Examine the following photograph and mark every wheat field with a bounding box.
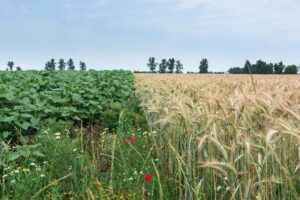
[134,74,300,200]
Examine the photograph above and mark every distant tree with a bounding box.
[284,65,298,74]
[228,67,244,74]
[167,58,176,73]
[147,57,157,73]
[45,61,51,70]
[244,60,252,74]
[58,59,66,70]
[199,58,209,73]
[67,59,75,70]
[7,61,14,71]
[159,59,168,73]
[255,60,270,74]
[16,66,22,71]
[175,60,183,73]
[50,59,56,70]
[274,62,285,74]
[45,59,56,70]
[80,61,87,71]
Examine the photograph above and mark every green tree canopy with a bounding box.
[80,61,87,71]
[274,62,285,74]
[159,59,168,73]
[228,67,244,74]
[45,59,56,70]
[147,57,157,73]
[67,59,75,70]
[284,65,298,74]
[199,58,209,73]
[58,59,66,70]
[7,61,14,71]
[167,58,176,73]
[175,60,183,73]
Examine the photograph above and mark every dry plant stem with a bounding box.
[31,173,73,199]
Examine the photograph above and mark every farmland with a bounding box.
[1,72,300,199]
[135,74,300,199]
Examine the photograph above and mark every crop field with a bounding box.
[1,72,300,199]
[0,70,133,135]
[135,74,300,199]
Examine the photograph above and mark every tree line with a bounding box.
[144,57,209,73]
[3,58,299,74]
[2,59,88,71]
[44,58,87,71]
[228,60,299,74]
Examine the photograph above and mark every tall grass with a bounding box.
[135,74,300,200]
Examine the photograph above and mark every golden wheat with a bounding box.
[135,74,300,200]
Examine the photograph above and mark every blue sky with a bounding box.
[0,0,299,72]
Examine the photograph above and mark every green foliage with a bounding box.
[0,124,97,199]
[0,70,134,139]
[284,65,298,74]
[7,61,14,71]
[229,60,299,75]
[67,59,75,70]
[167,58,175,73]
[159,59,168,73]
[274,61,285,74]
[147,57,157,73]
[58,59,66,70]
[199,58,209,73]
[175,60,183,73]
[79,61,87,71]
[228,67,244,74]
[45,59,56,70]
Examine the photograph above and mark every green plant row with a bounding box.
[0,70,134,140]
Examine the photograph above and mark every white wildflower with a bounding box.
[54,132,61,136]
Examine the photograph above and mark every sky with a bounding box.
[0,0,299,72]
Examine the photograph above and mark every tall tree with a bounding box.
[80,61,87,71]
[147,57,157,73]
[45,61,51,70]
[243,60,252,73]
[58,59,66,70]
[284,65,298,74]
[274,62,285,74]
[67,59,75,70]
[45,59,56,70]
[199,58,209,73]
[50,59,56,70]
[159,59,168,73]
[7,61,14,71]
[167,58,176,73]
[175,60,183,73]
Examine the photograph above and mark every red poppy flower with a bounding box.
[144,174,152,181]
[129,138,135,143]
[122,139,128,144]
